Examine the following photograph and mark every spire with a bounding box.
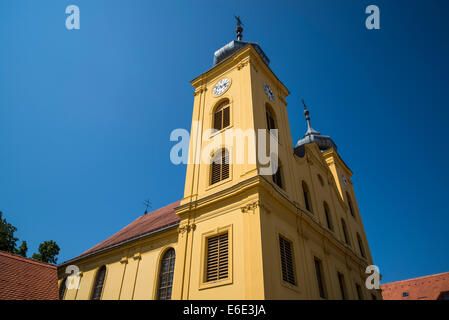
[301,99,320,136]
[235,16,243,41]
[294,99,338,153]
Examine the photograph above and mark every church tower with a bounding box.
[173,21,381,300]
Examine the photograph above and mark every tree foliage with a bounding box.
[0,211,60,263]
[0,211,18,253]
[32,240,60,264]
[15,240,28,257]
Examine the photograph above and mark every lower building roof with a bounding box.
[381,271,449,300]
[0,250,59,300]
[60,200,181,266]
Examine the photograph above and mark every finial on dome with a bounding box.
[301,99,321,136]
[294,99,337,152]
[302,99,311,129]
[235,16,243,41]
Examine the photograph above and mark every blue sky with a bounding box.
[1,0,448,283]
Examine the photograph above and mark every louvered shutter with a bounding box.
[221,150,229,180]
[211,150,229,185]
[206,233,229,282]
[279,236,296,285]
[222,107,230,128]
[214,110,222,131]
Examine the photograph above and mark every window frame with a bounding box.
[337,271,348,300]
[341,218,351,246]
[59,277,67,300]
[156,248,176,300]
[323,201,333,231]
[355,283,364,300]
[314,257,327,299]
[278,234,297,287]
[356,233,366,258]
[346,191,356,219]
[90,265,107,300]
[199,225,233,290]
[213,99,231,132]
[272,161,284,190]
[209,149,231,186]
[265,104,279,142]
[302,181,313,213]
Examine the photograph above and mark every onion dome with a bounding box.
[294,100,337,156]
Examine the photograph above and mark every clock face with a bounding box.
[264,83,275,101]
[213,78,230,96]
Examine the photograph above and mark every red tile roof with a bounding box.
[0,251,59,300]
[381,271,449,300]
[63,201,181,264]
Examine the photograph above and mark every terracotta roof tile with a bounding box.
[63,201,181,264]
[381,271,449,300]
[0,251,59,300]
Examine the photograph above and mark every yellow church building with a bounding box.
[58,23,381,300]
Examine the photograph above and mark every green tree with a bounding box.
[15,240,28,257]
[0,211,18,253]
[32,240,60,264]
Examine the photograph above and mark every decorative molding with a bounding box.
[240,201,259,214]
[193,87,208,96]
[178,223,196,235]
[120,257,128,264]
[249,58,259,73]
[237,61,249,70]
[132,253,141,260]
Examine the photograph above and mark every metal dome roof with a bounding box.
[294,100,338,154]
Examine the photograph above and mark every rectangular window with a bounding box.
[205,232,229,282]
[314,257,326,299]
[279,235,296,286]
[337,272,347,300]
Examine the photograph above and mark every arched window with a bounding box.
[91,265,106,300]
[59,278,67,300]
[302,181,313,213]
[266,105,278,140]
[346,191,355,218]
[357,233,366,258]
[272,161,283,189]
[213,100,230,131]
[323,202,333,231]
[211,149,230,185]
[157,248,176,300]
[341,219,351,246]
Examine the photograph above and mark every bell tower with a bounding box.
[173,20,381,300]
[180,18,292,207]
